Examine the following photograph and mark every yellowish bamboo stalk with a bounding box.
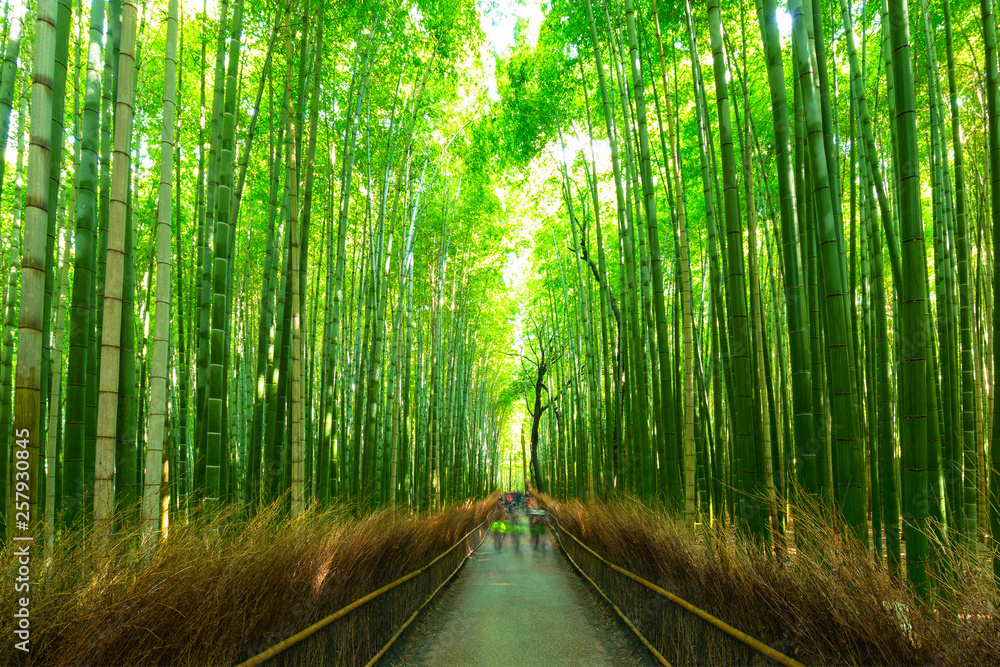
[94,0,139,553]
[141,0,178,540]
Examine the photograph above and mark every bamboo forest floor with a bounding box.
[385,519,655,667]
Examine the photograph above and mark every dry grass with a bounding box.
[0,493,499,666]
[541,492,1000,666]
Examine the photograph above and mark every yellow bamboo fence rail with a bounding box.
[555,524,672,666]
[238,518,489,667]
[551,517,804,667]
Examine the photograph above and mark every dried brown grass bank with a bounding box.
[0,493,499,666]
[540,493,1000,666]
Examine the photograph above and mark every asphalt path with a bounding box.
[387,516,654,667]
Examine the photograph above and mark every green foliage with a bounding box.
[495,18,577,165]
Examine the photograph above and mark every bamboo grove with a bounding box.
[0,0,520,552]
[1,0,1000,608]
[496,0,1000,601]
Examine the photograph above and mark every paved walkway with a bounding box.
[387,518,653,667]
